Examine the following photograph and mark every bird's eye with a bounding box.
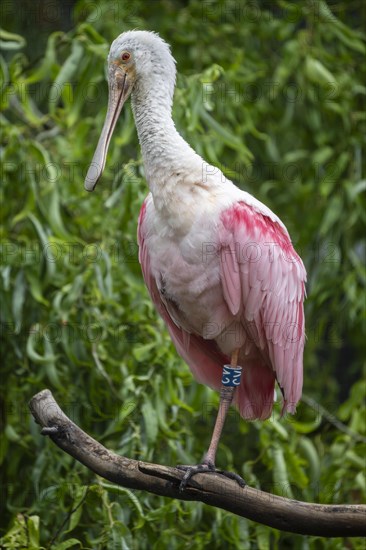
[121,52,131,62]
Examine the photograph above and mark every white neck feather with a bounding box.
[131,76,201,197]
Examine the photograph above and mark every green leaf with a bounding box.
[24,31,63,84]
[297,438,320,484]
[26,324,57,365]
[349,180,366,199]
[12,269,26,327]
[290,415,322,434]
[142,397,158,444]
[200,108,254,163]
[54,539,81,550]
[27,515,40,547]
[50,41,84,115]
[27,214,56,282]
[0,29,26,50]
[305,57,337,88]
[133,342,155,362]
[5,424,21,442]
[270,418,289,440]
[272,446,293,498]
[25,271,49,305]
[319,196,343,235]
[256,523,270,550]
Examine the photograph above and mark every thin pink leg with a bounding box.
[178,349,245,490]
[204,348,239,466]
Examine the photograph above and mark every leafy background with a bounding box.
[1,0,365,548]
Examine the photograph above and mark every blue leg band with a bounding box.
[222,365,243,387]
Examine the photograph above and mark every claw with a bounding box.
[177,462,245,492]
[177,462,214,491]
[214,468,246,488]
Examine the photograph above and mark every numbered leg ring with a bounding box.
[222,365,243,387]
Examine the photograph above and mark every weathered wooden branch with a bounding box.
[29,390,366,538]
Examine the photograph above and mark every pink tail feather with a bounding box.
[234,360,276,420]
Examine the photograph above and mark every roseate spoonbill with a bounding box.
[85,31,306,490]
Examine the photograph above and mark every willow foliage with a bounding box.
[1,1,365,548]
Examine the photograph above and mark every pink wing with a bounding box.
[138,198,306,421]
[219,201,306,418]
[138,199,228,391]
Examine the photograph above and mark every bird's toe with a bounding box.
[177,462,245,491]
[177,462,213,491]
[214,468,246,488]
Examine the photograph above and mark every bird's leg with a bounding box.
[178,348,245,491]
[204,348,240,466]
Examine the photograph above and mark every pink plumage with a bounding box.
[138,197,306,421]
[85,30,308,484]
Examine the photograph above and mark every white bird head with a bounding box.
[85,31,176,191]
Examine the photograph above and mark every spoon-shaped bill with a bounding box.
[84,69,129,192]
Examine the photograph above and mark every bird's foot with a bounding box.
[177,460,245,492]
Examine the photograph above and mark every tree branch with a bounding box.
[29,390,366,538]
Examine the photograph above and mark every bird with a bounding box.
[85,30,306,490]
